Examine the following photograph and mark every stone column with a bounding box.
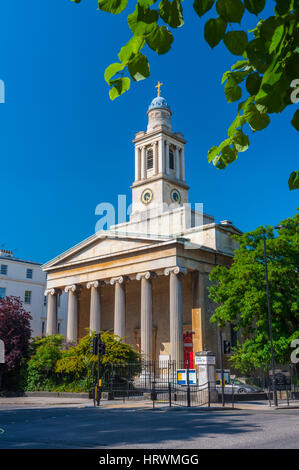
[153,141,158,175]
[165,141,170,174]
[136,272,155,359]
[159,138,165,174]
[180,147,185,181]
[135,147,140,181]
[141,146,146,179]
[110,276,126,340]
[175,146,180,179]
[87,281,102,333]
[45,288,61,336]
[164,267,186,365]
[65,284,79,342]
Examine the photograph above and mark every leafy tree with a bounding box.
[25,335,64,391]
[24,331,140,392]
[55,331,141,389]
[71,0,299,190]
[0,296,32,388]
[208,210,299,374]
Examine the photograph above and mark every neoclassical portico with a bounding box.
[45,258,192,363]
[43,88,241,366]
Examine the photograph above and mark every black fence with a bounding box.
[90,361,299,408]
[92,360,213,408]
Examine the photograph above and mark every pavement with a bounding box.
[0,396,298,449]
[0,396,298,410]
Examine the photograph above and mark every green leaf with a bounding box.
[224,31,248,56]
[128,4,158,35]
[128,53,150,81]
[193,0,215,17]
[244,0,265,15]
[259,17,281,41]
[159,0,184,28]
[98,0,128,14]
[269,24,284,54]
[146,24,174,54]
[213,154,227,169]
[216,0,245,23]
[245,106,270,131]
[232,130,249,152]
[224,82,242,102]
[139,0,157,6]
[288,171,299,190]
[208,146,219,163]
[231,59,249,70]
[204,17,227,48]
[246,72,262,95]
[275,0,293,16]
[221,145,238,163]
[109,77,130,100]
[228,114,246,136]
[246,38,270,73]
[291,109,299,131]
[104,62,126,83]
[118,36,145,63]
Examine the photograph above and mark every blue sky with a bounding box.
[0,1,297,264]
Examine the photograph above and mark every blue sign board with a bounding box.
[177,369,197,385]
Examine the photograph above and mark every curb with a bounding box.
[0,391,89,399]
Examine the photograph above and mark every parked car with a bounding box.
[217,379,263,394]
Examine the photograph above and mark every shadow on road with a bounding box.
[0,405,263,449]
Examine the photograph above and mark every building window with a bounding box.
[169,148,174,170]
[41,321,45,337]
[146,148,153,170]
[26,268,33,279]
[24,290,32,304]
[0,265,7,275]
[57,322,61,334]
[44,296,47,306]
[0,287,6,299]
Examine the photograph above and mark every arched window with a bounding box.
[169,147,174,170]
[146,148,153,169]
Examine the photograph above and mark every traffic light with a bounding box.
[98,341,106,356]
[90,336,98,355]
[223,340,231,354]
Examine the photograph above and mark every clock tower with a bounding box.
[130,85,189,222]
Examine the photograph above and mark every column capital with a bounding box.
[136,271,157,281]
[65,284,80,294]
[110,275,129,286]
[86,280,105,289]
[44,288,62,296]
[164,266,187,277]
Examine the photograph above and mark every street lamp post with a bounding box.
[261,225,285,407]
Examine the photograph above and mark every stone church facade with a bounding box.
[43,92,241,367]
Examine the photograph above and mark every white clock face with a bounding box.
[141,188,153,205]
[170,188,181,204]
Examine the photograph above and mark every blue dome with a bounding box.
[148,96,170,111]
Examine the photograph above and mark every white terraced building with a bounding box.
[0,249,67,337]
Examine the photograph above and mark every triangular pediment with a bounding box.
[43,230,173,270]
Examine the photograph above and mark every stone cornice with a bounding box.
[131,173,189,190]
[133,127,186,145]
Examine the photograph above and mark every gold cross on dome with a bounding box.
[155,81,163,97]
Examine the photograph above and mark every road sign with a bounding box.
[195,355,216,365]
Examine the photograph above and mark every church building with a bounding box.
[43,85,241,367]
